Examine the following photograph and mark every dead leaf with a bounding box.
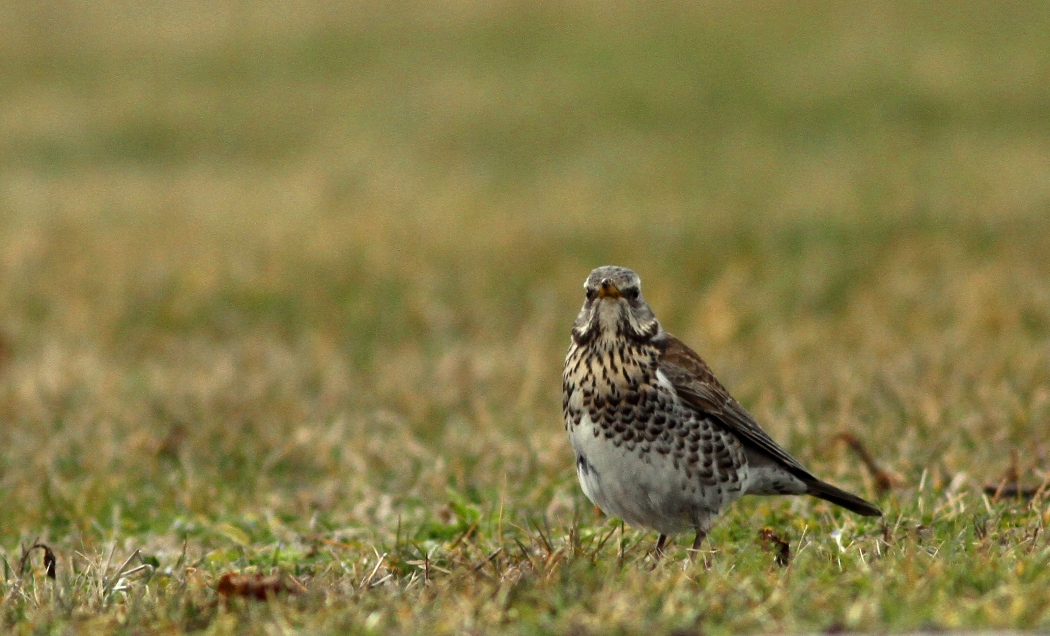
[19,543,56,580]
[216,572,300,602]
[758,527,790,567]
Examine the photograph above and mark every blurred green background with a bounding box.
[3,0,1048,351]
[5,1,1049,227]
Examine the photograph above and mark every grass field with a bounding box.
[3,0,1050,633]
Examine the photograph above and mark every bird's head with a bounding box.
[572,265,660,344]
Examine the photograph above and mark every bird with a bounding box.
[562,265,881,557]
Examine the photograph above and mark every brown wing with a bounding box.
[656,331,816,480]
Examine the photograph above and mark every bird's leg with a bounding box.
[653,534,668,560]
[691,529,706,551]
[689,529,707,563]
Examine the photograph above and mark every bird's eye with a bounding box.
[623,288,639,300]
[585,288,597,300]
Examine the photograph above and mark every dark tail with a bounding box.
[806,479,882,517]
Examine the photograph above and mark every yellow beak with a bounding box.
[597,280,621,299]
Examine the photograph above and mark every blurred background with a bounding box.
[1,0,1049,541]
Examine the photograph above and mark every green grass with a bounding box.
[2,0,1050,633]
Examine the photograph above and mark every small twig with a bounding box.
[589,523,620,558]
[103,549,141,598]
[448,519,481,551]
[983,482,1042,500]
[983,450,1045,501]
[513,537,535,569]
[528,518,554,556]
[973,516,988,541]
[361,551,388,589]
[472,548,503,573]
[836,432,903,493]
[103,543,116,581]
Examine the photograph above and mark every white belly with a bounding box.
[569,413,730,535]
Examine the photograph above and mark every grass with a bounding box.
[2,0,1050,632]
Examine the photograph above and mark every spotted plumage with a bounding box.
[562,266,881,556]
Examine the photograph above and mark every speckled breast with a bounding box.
[562,338,749,531]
